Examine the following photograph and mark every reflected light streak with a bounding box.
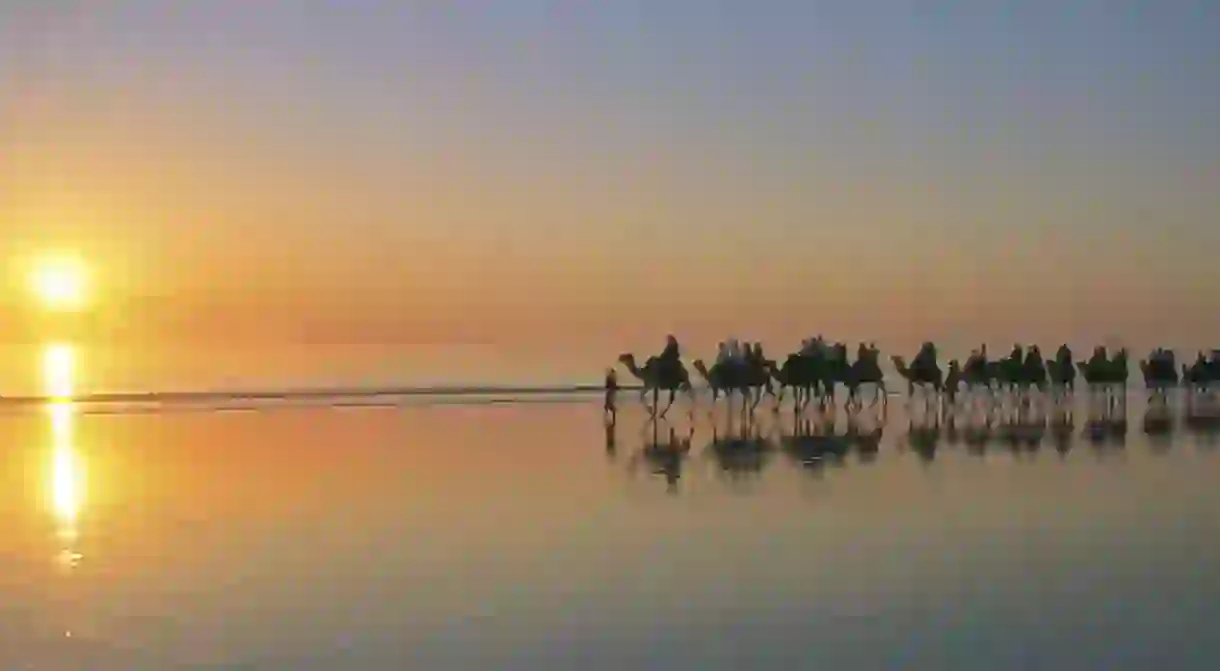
[43,343,84,565]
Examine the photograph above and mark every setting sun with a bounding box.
[29,255,88,311]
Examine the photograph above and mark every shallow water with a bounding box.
[3,388,1220,669]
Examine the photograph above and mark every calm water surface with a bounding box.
[3,370,1220,668]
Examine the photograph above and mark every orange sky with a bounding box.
[2,3,1218,353]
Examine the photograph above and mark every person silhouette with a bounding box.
[659,334,681,375]
[604,368,619,421]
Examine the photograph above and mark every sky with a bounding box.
[2,1,1218,351]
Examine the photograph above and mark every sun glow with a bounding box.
[30,255,88,311]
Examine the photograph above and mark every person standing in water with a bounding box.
[604,368,619,421]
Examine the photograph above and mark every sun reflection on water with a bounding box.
[44,343,84,569]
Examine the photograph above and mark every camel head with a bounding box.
[617,353,645,377]
[691,359,711,379]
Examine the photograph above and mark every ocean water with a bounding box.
[0,344,615,397]
[2,342,1220,668]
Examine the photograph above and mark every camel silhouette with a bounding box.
[615,338,1220,417]
[617,353,693,418]
[892,342,943,396]
[1076,347,1129,393]
[765,354,817,409]
[692,358,773,413]
[1140,348,1179,394]
[1047,345,1076,396]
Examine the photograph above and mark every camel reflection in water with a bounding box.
[1143,395,1176,451]
[775,405,886,475]
[608,385,1220,492]
[700,414,777,487]
[625,419,695,493]
[1184,391,1220,447]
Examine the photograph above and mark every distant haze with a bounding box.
[3,2,1218,353]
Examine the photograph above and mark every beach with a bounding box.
[3,366,1219,668]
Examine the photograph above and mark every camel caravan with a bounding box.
[616,336,1220,417]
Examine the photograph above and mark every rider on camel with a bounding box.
[1089,345,1109,368]
[658,334,682,378]
[945,359,962,395]
[1025,344,1044,371]
[914,341,937,371]
[723,337,740,364]
[749,342,766,370]
[800,335,825,357]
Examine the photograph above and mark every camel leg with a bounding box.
[660,389,675,418]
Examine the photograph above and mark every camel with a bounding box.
[1182,351,1220,392]
[617,353,694,418]
[842,343,887,408]
[997,345,1027,392]
[692,358,773,412]
[1047,345,1076,394]
[766,354,817,410]
[983,344,1046,393]
[892,343,943,396]
[768,342,839,407]
[962,349,997,394]
[1140,348,1179,392]
[1076,347,1129,393]
[1022,346,1048,392]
